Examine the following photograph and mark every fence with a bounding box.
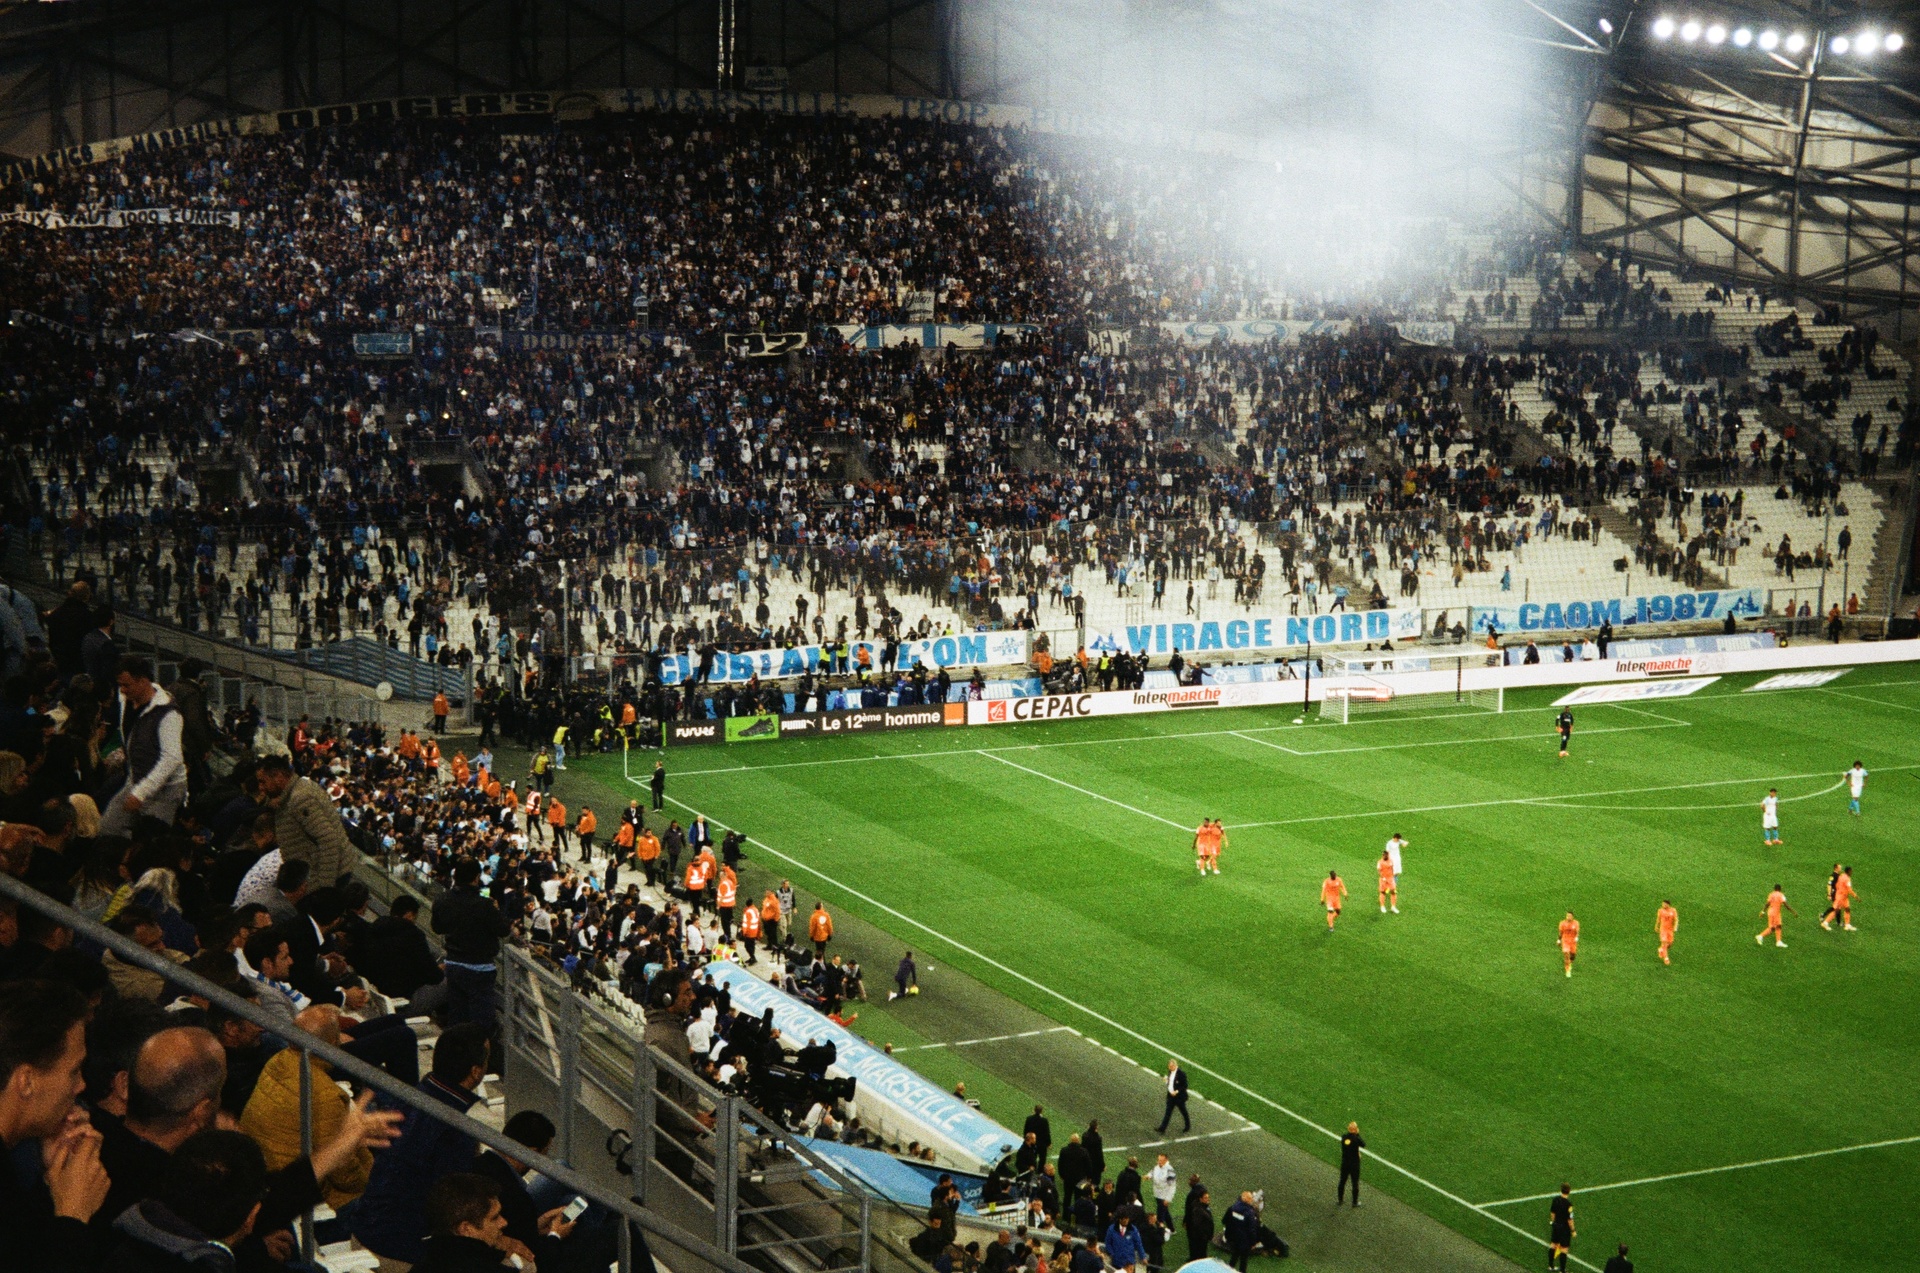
[0,870,760,1273]
[496,945,939,1273]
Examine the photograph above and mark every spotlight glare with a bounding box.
[1831,35,1850,53]
[1733,27,1753,47]
[1598,17,1614,34]
[1680,19,1701,41]
[1888,33,1905,52]
[1652,16,1676,39]
[1706,23,1727,44]
[1758,29,1780,50]
[1785,31,1807,52]
[1856,31,1880,54]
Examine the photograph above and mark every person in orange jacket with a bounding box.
[809,901,834,957]
[432,690,450,733]
[575,806,598,859]
[685,849,713,912]
[715,866,739,939]
[738,899,763,965]
[635,825,662,886]
[546,796,569,855]
[760,888,784,950]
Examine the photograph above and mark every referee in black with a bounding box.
[1556,707,1574,758]
[1548,1183,1575,1272]
[1338,1122,1364,1207]
[650,759,667,811]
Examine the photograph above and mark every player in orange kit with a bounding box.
[1655,900,1678,965]
[1756,884,1797,947]
[1823,868,1857,932]
[1199,819,1224,875]
[1321,871,1347,931]
[1192,820,1213,874]
[1376,851,1398,914]
[1558,912,1580,977]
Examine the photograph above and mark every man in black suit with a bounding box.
[1022,1104,1052,1164]
[1157,1059,1190,1134]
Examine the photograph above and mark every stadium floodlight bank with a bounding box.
[1321,651,1504,723]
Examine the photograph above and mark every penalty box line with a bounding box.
[1476,1133,1920,1208]
[633,777,1609,1271]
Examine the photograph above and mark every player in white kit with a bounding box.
[1846,762,1868,816]
[1761,788,1781,845]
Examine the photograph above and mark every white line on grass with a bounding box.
[1525,776,1849,813]
[1815,687,1920,715]
[635,779,1607,1270]
[975,750,1193,830]
[1224,763,1920,830]
[1476,1133,1920,1207]
[1278,719,1683,758]
[897,1027,1076,1051]
[1114,1126,1265,1152]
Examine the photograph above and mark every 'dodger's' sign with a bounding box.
[1091,608,1422,656]
[1471,588,1766,635]
[658,631,1030,685]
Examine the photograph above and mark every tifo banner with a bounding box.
[1090,608,1422,657]
[0,207,240,230]
[490,329,653,352]
[1607,633,1776,660]
[1158,319,1351,346]
[725,331,807,356]
[2,87,1278,186]
[833,323,1037,349]
[658,631,1030,685]
[351,332,413,357]
[1391,321,1455,346]
[1470,588,1766,635]
[705,962,1019,1174]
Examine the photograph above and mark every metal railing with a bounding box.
[497,947,936,1273]
[0,870,763,1273]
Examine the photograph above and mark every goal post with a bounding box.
[1319,651,1504,723]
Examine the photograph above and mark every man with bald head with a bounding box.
[96,1025,228,1225]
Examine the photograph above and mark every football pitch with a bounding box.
[579,666,1920,1272]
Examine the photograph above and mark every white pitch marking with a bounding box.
[976,750,1193,830]
[1116,1126,1264,1152]
[1476,1133,1920,1207]
[897,1027,1075,1051]
[1815,687,1920,715]
[637,781,1609,1269]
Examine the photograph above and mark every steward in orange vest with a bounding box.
[737,901,762,964]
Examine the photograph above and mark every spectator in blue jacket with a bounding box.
[348,1023,492,1265]
[1223,1191,1261,1272]
[1104,1213,1145,1271]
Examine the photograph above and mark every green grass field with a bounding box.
[577,666,1920,1273]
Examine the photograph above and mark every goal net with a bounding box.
[1319,652,1504,724]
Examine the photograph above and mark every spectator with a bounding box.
[1184,1189,1214,1265]
[414,1173,512,1273]
[98,657,188,838]
[357,893,446,1010]
[105,1129,267,1273]
[0,978,110,1272]
[432,859,512,1034]
[348,1022,493,1267]
[1223,1191,1260,1272]
[257,755,356,890]
[239,1005,372,1208]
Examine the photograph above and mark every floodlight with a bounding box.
[1856,31,1880,54]
[1705,23,1726,43]
[1680,19,1701,41]
[1785,31,1806,52]
[1733,27,1753,46]
[1887,33,1905,51]
[1758,29,1779,50]
[1598,17,1614,34]
[1831,35,1850,53]
[1651,16,1676,38]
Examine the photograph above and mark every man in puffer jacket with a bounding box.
[239,1006,371,1208]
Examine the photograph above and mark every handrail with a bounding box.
[0,870,764,1273]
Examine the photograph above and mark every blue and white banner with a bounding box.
[0,206,240,230]
[1608,632,1776,660]
[1554,677,1719,705]
[1391,321,1455,346]
[1471,588,1765,635]
[1092,608,1422,657]
[1158,319,1350,346]
[705,963,1018,1174]
[1199,660,1313,685]
[833,323,1037,350]
[659,631,1030,685]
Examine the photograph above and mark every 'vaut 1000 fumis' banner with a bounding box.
[1090,608,1423,657]
[1470,588,1765,635]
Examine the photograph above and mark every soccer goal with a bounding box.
[1319,651,1503,723]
